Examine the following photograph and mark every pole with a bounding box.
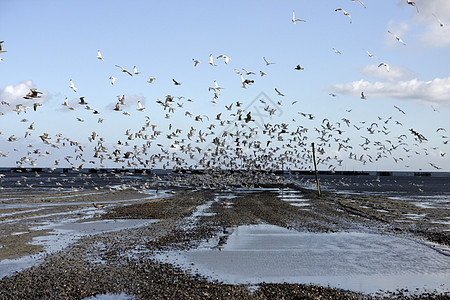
[311,142,321,197]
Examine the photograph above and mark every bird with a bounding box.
[62,97,69,106]
[79,97,88,105]
[432,14,445,27]
[0,41,6,53]
[360,92,367,99]
[351,0,366,8]
[172,79,181,85]
[115,65,133,76]
[208,54,216,66]
[217,55,231,64]
[109,76,117,85]
[394,105,406,114]
[92,203,104,208]
[133,66,140,75]
[406,0,419,13]
[294,65,304,70]
[292,10,306,24]
[69,79,77,92]
[263,57,275,65]
[97,50,104,61]
[378,62,390,72]
[364,49,377,58]
[136,101,145,112]
[388,30,406,45]
[275,88,285,96]
[332,48,342,54]
[192,59,200,67]
[335,8,351,24]
[147,77,156,83]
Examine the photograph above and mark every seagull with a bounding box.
[192,59,201,67]
[69,79,77,92]
[217,55,231,64]
[292,10,306,24]
[147,77,156,83]
[136,101,145,112]
[378,62,390,72]
[242,68,255,75]
[335,8,352,24]
[0,41,6,53]
[351,0,366,8]
[260,70,267,76]
[133,66,140,75]
[360,92,367,99]
[294,64,304,70]
[97,50,104,61]
[406,0,419,13]
[115,65,133,76]
[364,49,377,58]
[113,102,121,111]
[109,76,117,85]
[388,30,406,45]
[92,203,104,209]
[394,105,406,114]
[275,88,285,96]
[62,97,69,106]
[432,14,445,27]
[332,48,342,54]
[263,57,275,65]
[79,97,88,105]
[208,54,216,66]
[172,79,181,85]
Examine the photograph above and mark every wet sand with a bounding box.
[0,173,449,299]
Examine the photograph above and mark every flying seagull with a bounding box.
[97,50,104,61]
[263,57,275,65]
[217,54,231,64]
[360,92,367,99]
[335,8,352,24]
[406,0,419,13]
[109,76,117,85]
[275,88,285,96]
[351,0,366,8]
[292,11,306,24]
[378,62,390,72]
[69,79,77,92]
[133,66,140,75]
[208,54,216,66]
[432,13,445,27]
[147,77,156,83]
[192,59,200,67]
[115,65,133,76]
[172,79,181,85]
[0,41,6,53]
[294,65,304,70]
[388,30,406,45]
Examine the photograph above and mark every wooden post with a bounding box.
[311,142,321,197]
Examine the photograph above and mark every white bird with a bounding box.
[192,59,201,67]
[406,0,419,13]
[133,66,140,75]
[0,41,6,53]
[69,79,77,92]
[136,101,145,112]
[217,55,231,64]
[97,50,104,61]
[332,48,342,54]
[62,97,69,106]
[378,62,390,72]
[351,0,366,8]
[292,10,306,24]
[147,77,156,83]
[432,14,445,27]
[115,65,133,76]
[335,8,351,24]
[388,30,406,45]
[208,54,216,66]
[364,49,377,58]
[275,88,285,96]
[263,57,275,65]
[109,76,117,85]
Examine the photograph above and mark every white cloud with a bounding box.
[0,81,48,114]
[330,77,450,106]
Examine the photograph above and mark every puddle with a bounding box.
[0,218,158,279]
[155,224,450,294]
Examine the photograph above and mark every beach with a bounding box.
[0,171,449,299]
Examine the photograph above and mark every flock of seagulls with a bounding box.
[0,2,448,172]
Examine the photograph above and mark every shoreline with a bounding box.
[0,174,449,299]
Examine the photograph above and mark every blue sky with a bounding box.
[0,0,449,171]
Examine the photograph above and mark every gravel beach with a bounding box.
[0,172,449,299]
